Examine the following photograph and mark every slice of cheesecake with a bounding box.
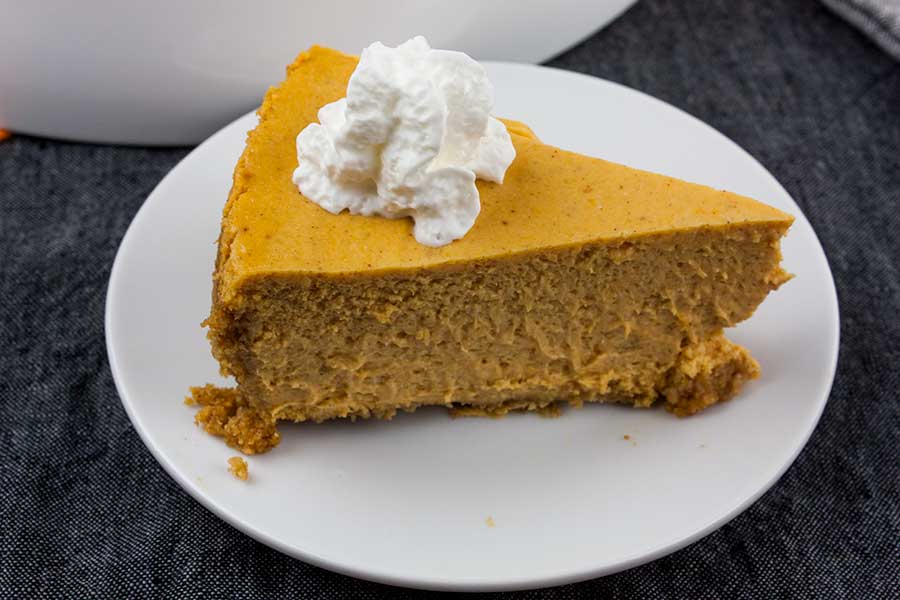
[191,46,793,454]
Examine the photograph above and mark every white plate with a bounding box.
[106,63,839,591]
[1,0,636,145]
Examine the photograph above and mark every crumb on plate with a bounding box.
[227,456,249,481]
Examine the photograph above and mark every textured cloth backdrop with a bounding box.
[822,0,900,60]
[1,1,898,598]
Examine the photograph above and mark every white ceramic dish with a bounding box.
[0,0,637,145]
[106,63,839,591]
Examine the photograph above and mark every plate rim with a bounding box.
[105,61,840,591]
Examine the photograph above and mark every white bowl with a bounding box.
[0,0,636,145]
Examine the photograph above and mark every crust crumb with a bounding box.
[227,456,248,481]
[663,335,760,417]
[449,399,562,419]
[449,405,510,419]
[485,516,496,528]
[537,403,562,418]
[187,385,281,454]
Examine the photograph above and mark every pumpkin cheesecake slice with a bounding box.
[191,44,793,454]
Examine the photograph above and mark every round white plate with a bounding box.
[1,0,636,145]
[106,63,839,591]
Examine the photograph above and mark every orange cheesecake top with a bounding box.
[218,46,791,288]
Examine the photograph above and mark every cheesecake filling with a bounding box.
[293,36,515,247]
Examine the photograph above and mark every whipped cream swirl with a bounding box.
[293,36,515,247]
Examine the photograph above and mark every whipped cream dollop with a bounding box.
[293,36,515,247]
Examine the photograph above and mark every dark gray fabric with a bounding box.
[822,0,900,60]
[1,1,898,597]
